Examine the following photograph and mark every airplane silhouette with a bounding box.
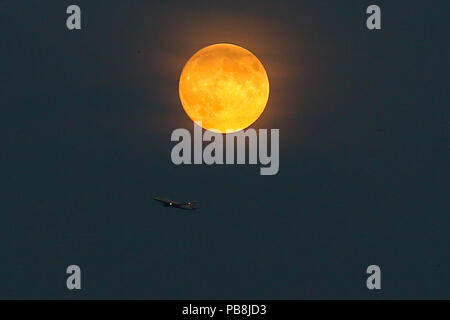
[153,197,199,210]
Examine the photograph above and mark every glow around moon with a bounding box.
[179,43,270,133]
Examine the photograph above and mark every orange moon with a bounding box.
[179,43,270,133]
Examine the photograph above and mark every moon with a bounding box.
[179,43,270,133]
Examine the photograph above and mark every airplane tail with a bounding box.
[190,201,199,209]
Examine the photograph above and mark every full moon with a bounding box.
[179,43,270,133]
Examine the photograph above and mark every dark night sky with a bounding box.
[1,1,448,299]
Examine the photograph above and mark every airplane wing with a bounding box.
[154,197,171,204]
[154,197,184,206]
